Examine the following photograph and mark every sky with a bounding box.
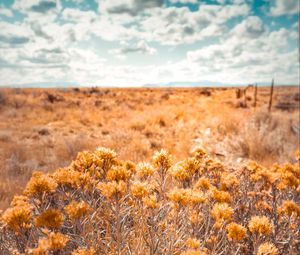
[0,0,299,87]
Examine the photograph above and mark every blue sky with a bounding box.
[0,0,299,87]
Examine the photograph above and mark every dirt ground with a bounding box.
[0,86,299,209]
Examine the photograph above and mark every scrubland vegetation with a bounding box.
[0,86,299,254]
[0,147,299,254]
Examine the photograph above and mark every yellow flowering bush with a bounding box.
[0,147,299,254]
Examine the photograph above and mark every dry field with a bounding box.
[0,86,299,254]
[0,86,299,209]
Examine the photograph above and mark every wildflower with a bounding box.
[31,232,69,253]
[188,190,207,204]
[188,210,203,224]
[211,203,233,222]
[181,250,207,255]
[1,204,32,232]
[123,160,136,174]
[35,209,64,229]
[170,163,191,181]
[167,187,188,205]
[131,181,151,198]
[52,168,81,187]
[220,173,239,191]
[143,194,159,209]
[278,200,300,217]
[153,149,172,171]
[95,147,117,161]
[206,235,218,247]
[186,237,201,249]
[248,216,273,236]
[97,181,126,199]
[72,247,95,255]
[277,163,300,189]
[10,195,30,207]
[47,232,69,250]
[207,161,225,172]
[65,200,90,220]
[211,188,231,203]
[137,162,155,179]
[106,165,131,182]
[251,168,279,185]
[25,171,57,197]
[171,158,200,181]
[226,222,247,242]
[255,201,272,212]
[191,146,207,159]
[194,177,210,190]
[257,242,278,255]
[168,187,207,206]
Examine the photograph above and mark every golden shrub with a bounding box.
[257,242,278,255]
[248,216,274,236]
[226,222,247,242]
[35,209,64,229]
[186,237,201,249]
[211,188,231,203]
[278,200,300,217]
[136,162,155,179]
[72,247,95,255]
[153,149,172,171]
[65,200,90,220]
[1,147,299,254]
[1,203,32,232]
[106,165,131,182]
[142,194,159,209]
[25,171,57,196]
[97,181,126,199]
[194,177,211,190]
[211,203,233,222]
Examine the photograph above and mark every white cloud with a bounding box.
[170,0,198,3]
[0,0,298,86]
[13,0,61,13]
[270,0,299,16]
[0,21,32,47]
[230,16,265,39]
[110,40,157,58]
[62,8,96,22]
[99,0,164,16]
[0,8,13,17]
[185,19,298,84]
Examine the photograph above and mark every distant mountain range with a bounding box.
[1,80,295,88]
[143,80,283,87]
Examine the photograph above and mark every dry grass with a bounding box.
[0,86,299,210]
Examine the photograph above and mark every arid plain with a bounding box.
[0,86,299,209]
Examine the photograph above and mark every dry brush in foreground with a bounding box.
[0,147,299,255]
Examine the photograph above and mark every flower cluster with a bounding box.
[0,147,299,254]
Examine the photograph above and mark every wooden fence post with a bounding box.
[268,78,274,112]
[253,83,258,107]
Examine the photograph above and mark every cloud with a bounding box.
[170,0,198,3]
[61,8,97,23]
[99,0,164,16]
[270,0,299,16]
[185,20,298,84]
[0,22,32,47]
[13,0,60,14]
[230,16,265,39]
[110,40,157,58]
[136,4,249,45]
[0,0,298,87]
[0,8,14,17]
